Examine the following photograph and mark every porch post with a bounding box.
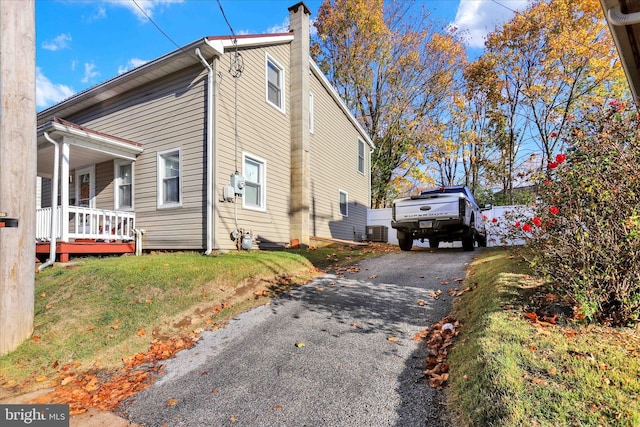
[60,140,70,242]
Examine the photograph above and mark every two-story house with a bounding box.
[35,2,374,263]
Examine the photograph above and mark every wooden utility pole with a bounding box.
[0,0,36,355]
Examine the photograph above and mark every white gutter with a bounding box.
[608,5,640,25]
[39,120,143,160]
[195,47,217,254]
[39,132,60,270]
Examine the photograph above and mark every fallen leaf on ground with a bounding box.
[387,336,399,343]
[422,316,460,388]
[167,398,179,407]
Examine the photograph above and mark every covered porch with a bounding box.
[36,118,143,264]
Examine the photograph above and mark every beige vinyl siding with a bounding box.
[215,43,292,250]
[309,74,370,241]
[66,65,208,250]
[94,161,113,210]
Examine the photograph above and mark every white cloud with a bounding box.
[452,0,529,48]
[36,68,75,109]
[268,18,289,34]
[266,17,316,36]
[81,62,100,83]
[41,33,72,51]
[118,57,148,74]
[85,5,107,22]
[105,0,184,22]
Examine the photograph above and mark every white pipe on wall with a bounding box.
[39,132,60,270]
[608,5,640,26]
[196,47,216,255]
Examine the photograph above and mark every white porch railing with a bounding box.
[36,206,135,241]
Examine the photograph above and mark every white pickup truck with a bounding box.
[391,186,487,251]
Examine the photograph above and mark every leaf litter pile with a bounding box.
[415,316,460,389]
[30,336,198,414]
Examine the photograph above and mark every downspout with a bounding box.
[608,5,640,26]
[39,132,59,270]
[196,47,216,255]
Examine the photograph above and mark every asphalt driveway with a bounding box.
[122,248,478,426]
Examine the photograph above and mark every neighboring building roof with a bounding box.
[600,0,640,104]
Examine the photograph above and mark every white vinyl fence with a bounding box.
[367,205,533,248]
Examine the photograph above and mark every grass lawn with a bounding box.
[448,247,640,427]
[0,244,385,411]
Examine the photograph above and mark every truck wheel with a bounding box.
[462,230,475,251]
[477,234,487,247]
[429,239,439,248]
[397,232,413,251]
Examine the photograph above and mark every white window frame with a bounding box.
[242,152,267,212]
[309,92,314,134]
[265,53,285,113]
[114,159,134,211]
[339,190,348,217]
[357,139,365,174]
[75,165,95,208]
[157,147,182,209]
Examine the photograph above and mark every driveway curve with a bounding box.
[122,248,478,426]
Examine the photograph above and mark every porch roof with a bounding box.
[37,118,143,177]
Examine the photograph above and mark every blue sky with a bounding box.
[36,0,528,111]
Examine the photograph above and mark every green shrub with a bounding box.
[527,101,640,325]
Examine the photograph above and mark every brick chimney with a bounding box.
[288,2,311,247]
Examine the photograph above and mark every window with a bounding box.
[339,190,348,217]
[309,92,314,134]
[266,54,284,112]
[157,148,181,208]
[358,139,365,174]
[114,160,133,210]
[243,153,266,211]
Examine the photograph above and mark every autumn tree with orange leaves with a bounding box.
[477,0,630,202]
[312,0,467,208]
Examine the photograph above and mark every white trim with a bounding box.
[357,139,365,175]
[75,165,95,208]
[339,189,348,217]
[242,151,267,212]
[157,147,182,209]
[114,159,134,211]
[265,53,286,114]
[218,35,294,50]
[39,120,143,160]
[309,92,315,134]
